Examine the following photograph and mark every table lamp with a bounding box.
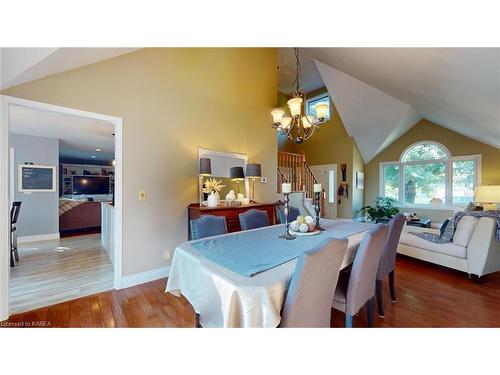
[475,185,500,211]
[199,158,212,205]
[246,163,261,203]
[230,166,245,195]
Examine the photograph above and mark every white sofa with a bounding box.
[398,216,500,279]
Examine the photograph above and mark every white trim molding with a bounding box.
[17,232,60,244]
[0,96,10,321]
[0,95,124,320]
[121,266,171,289]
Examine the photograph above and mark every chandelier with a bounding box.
[271,48,328,144]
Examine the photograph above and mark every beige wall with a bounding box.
[365,118,500,206]
[2,48,279,276]
[281,87,364,219]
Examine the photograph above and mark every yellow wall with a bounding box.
[281,87,364,218]
[2,48,279,276]
[365,118,500,206]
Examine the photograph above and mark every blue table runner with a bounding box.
[190,221,372,277]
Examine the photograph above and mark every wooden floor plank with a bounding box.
[9,234,114,314]
[3,255,500,328]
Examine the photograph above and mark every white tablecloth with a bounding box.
[166,219,371,328]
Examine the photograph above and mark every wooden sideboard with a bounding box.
[187,203,277,240]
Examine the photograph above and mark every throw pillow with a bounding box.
[453,216,479,247]
[440,219,450,237]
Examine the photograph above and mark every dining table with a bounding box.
[165,218,373,328]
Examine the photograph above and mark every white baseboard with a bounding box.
[17,232,60,244]
[121,265,171,289]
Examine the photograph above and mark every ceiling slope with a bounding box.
[1,47,139,89]
[307,48,500,152]
[315,60,421,162]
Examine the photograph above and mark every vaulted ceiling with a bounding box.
[278,48,500,162]
[1,48,139,89]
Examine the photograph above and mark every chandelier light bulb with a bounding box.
[315,103,329,121]
[301,115,314,129]
[271,108,285,124]
[287,97,303,117]
[281,117,292,129]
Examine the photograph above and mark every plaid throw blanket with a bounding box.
[59,198,85,215]
[411,211,500,244]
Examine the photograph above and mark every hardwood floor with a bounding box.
[3,255,500,328]
[9,234,113,314]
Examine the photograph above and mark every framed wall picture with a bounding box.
[356,171,364,190]
[18,164,57,192]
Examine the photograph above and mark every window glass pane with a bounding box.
[401,143,447,162]
[328,170,335,203]
[383,164,399,200]
[452,160,475,205]
[404,163,446,204]
[307,96,330,120]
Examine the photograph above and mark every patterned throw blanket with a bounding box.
[411,211,500,244]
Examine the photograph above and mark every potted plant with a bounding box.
[359,196,400,222]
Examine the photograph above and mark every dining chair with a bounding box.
[280,238,348,328]
[375,213,406,317]
[239,209,269,231]
[332,223,389,328]
[277,204,300,224]
[190,214,227,240]
[10,201,22,267]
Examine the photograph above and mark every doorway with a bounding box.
[309,164,337,219]
[0,95,123,320]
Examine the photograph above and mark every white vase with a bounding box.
[207,192,218,207]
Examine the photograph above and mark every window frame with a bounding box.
[379,141,481,209]
[305,93,331,120]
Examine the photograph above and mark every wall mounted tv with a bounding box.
[73,176,110,195]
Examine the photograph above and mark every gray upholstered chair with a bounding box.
[190,215,227,240]
[277,205,300,224]
[280,238,348,328]
[332,224,389,327]
[239,209,269,230]
[376,214,406,317]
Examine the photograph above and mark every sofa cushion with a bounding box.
[399,232,467,258]
[453,216,479,247]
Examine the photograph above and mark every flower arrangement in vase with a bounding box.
[203,178,226,207]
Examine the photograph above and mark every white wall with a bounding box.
[10,133,59,237]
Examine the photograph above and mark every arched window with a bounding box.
[380,141,480,207]
[401,142,449,162]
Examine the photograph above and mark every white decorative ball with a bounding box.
[305,215,314,224]
[299,223,309,233]
[289,220,299,232]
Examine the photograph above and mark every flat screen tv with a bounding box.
[73,176,110,195]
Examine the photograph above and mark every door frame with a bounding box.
[0,95,124,321]
[309,163,338,219]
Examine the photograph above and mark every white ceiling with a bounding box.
[278,48,500,161]
[0,47,140,89]
[9,105,115,163]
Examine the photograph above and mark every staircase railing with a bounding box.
[277,152,318,199]
[303,160,318,199]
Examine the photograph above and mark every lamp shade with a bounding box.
[230,166,245,181]
[199,158,212,176]
[475,185,500,203]
[287,97,303,117]
[246,163,262,179]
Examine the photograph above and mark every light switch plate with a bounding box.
[261,177,267,183]
[139,191,146,201]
